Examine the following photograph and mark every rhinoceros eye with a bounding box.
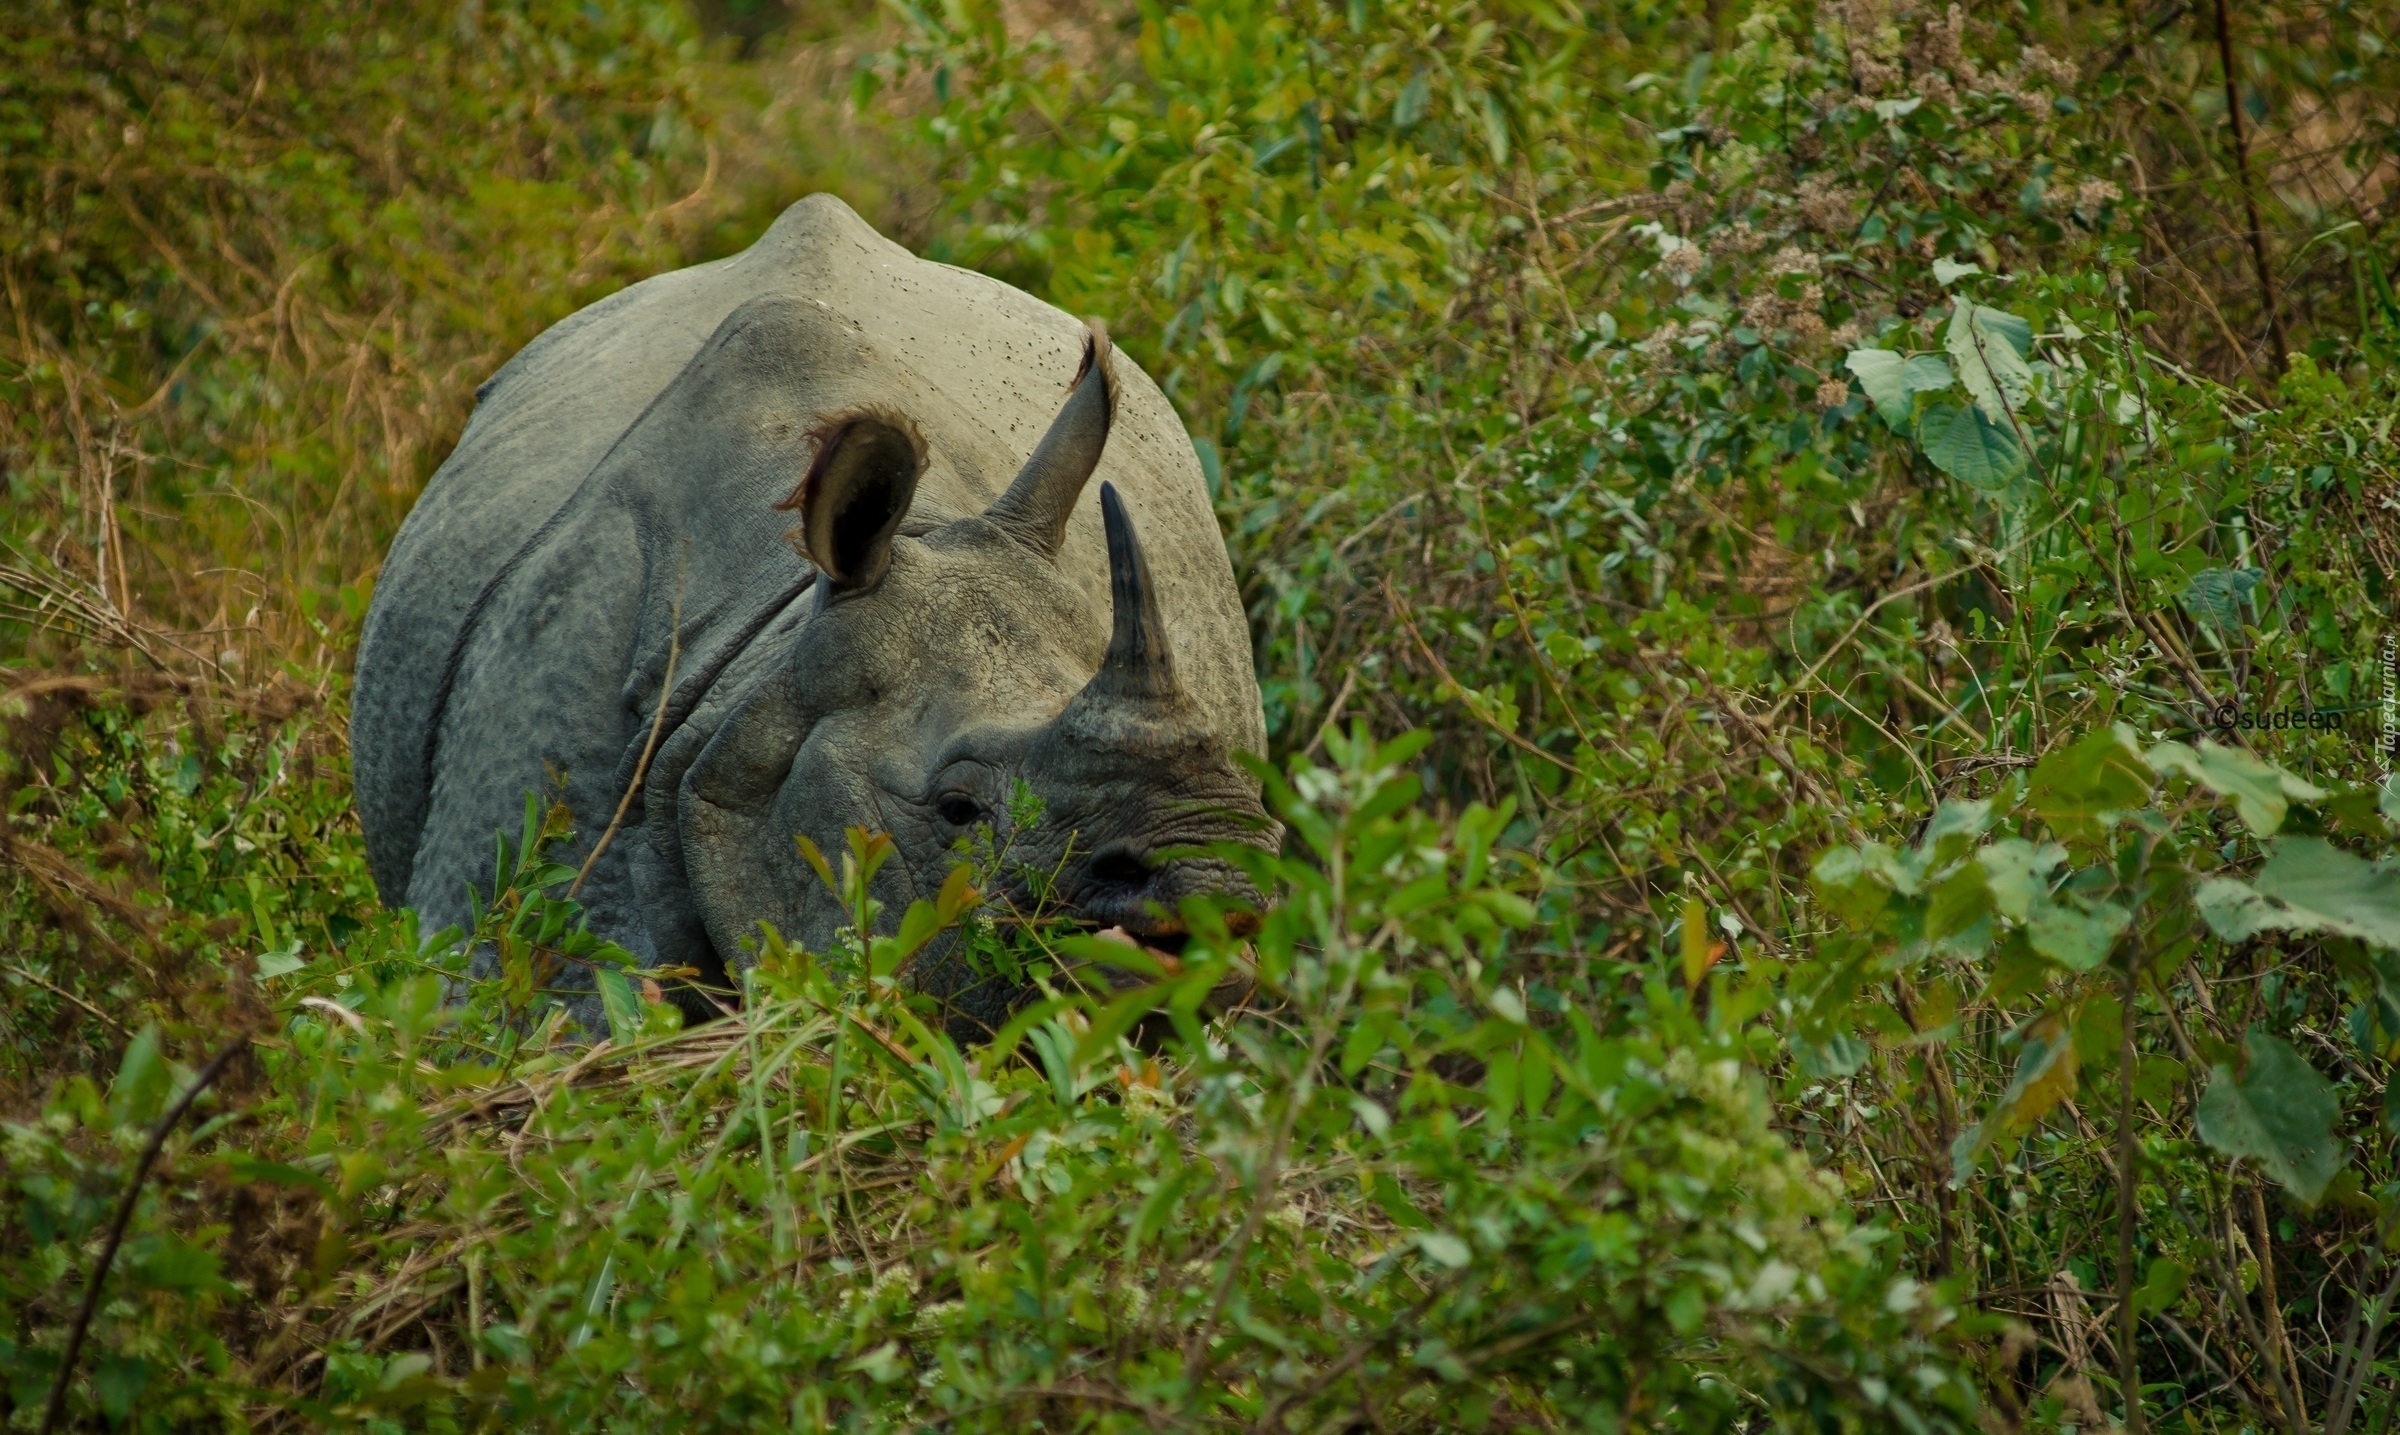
[936,794,986,828]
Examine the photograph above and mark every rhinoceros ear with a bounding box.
[780,407,924,591]
[983,319,1115,557]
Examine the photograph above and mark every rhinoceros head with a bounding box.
[677,324,1272,1038]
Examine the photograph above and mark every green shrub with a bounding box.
[5,724,1975,1431]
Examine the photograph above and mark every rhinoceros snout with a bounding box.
[1071,847,1264,941]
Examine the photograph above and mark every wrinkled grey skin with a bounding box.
[351,194,1274,1038]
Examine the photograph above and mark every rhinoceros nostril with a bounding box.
[1086,846,1152,888]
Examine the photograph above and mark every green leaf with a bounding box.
[255,942,307,981]
[1979,839,2067,921]
[2147,740,2327,836]
[1919,797,1993,860]
[107,1025,171,1130]
[2028,898,2130,971]
[1074,981,1173,1066]
[1416,1230,1473,1268]
[1944,298,2035,423]
[595,966,643,1046]
[2200,838,2400,949]
[2179,567,2263,637]
[1931,257,1983,286]
[883,897,945,973]
[2132,1258,2189,1316]
[2028,726,2153,835]
[1370,1171,1433,1231]
[93,1354,148,1422]
[1951,1016,2078,1184]
[1844,349,1953,430]
[2193,877,2304,943]
[129,1233,233,1293]
[2194,1029,2345,1203]
[1478,89,1509,164]
[1916,402,2025,489]
[1845,349,1908,427]
[2251,837,2400,949]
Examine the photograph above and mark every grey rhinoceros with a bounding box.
[350,194,1273,1037]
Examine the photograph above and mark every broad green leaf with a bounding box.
[1920,797,1993,859]
[1844,349,1954,430]
[2028,898,2130,971]
[1371,1171,1434,1230]
[1931,257,1983,286]
[1944,298,2035,423]
[2147,740,2327,836]
[2028,726,2153,835]
[2358,950,2400,1046]
[129,1232,235,1293]
[1979,839,2067,921]
[2195,1029,2345,1203]
[2179,566,2262,637]
[1916,402,2025,489]
[2192,876,2307,943]
[1951,1016,2077,1184]
[1845,349,1908,427]
[2132,1258,2189,1316]
[1925,864,1997,953]
[887,897,944,970]
[255,942,307,981]
[934,863,979,923]
[846,1341,907,1384]
[1813,843,1899,923]
[1074,980,1174,1065]
[1903,354,1955,399]
[94,1355,149,1423]
[2250,837,2400,949]
[1795,1031,1871,1077]
[1417,1230,1473,1268]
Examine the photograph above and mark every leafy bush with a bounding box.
[867,0,2400,1424]
[6,726,1974,1430]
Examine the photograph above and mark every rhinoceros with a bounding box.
[350,193,1273,1037]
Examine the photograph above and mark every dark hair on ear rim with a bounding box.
[775,406,928,585]
[775,404,927,516]
[1070,317,1118,421]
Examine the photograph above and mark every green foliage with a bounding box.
[867,1,2399,1423]
[4,727,1970,1431]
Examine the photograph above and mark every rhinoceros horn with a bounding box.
[982,319,1116,556]
[1088,480,1181,705]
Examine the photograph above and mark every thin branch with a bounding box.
[39,1037,249,1435]
[2207,0,2289,376]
